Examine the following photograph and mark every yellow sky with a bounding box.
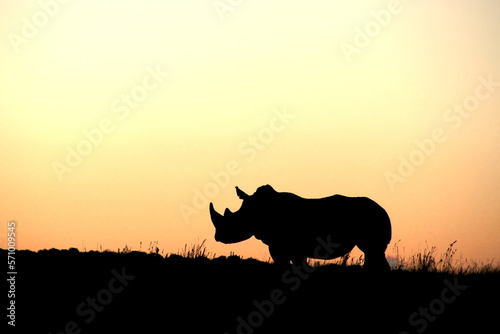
[1,0,499,262]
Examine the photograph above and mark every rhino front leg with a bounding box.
[291,255,309,268]
[269,245,290,266]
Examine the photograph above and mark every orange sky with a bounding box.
[1,0,499,263]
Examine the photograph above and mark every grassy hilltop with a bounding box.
[5,242,499,334]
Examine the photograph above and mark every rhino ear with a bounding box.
[236,186,249,200]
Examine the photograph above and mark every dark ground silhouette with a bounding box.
[210,185,392,271]
[5,248,499,334]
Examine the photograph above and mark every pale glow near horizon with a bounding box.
[1,0,499,262]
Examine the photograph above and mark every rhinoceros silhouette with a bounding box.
[209,185,392,271]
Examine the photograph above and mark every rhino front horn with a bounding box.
[209,203,224,228]
[236,186,249,200]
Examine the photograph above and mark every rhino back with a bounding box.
[253,194,391,249]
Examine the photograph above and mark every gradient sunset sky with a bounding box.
[1,0,499,263]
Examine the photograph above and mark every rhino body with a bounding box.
[209,185,392,271]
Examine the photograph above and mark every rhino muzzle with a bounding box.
[210,202,253,244]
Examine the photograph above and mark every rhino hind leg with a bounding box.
[269,245,291,266]
[363,251,390,271]
[357,243,390,271]
[291,255,308,268]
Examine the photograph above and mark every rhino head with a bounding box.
[209,185,276,244]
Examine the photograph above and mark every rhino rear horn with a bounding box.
[236,186,249,200]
